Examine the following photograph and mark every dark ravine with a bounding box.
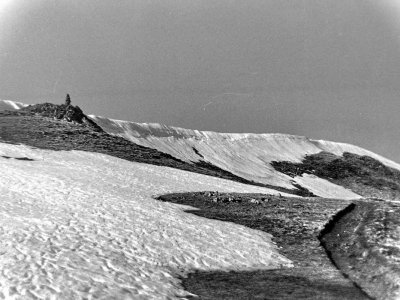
[156,192,369,299]
[318,202,357,240]
[192,146,204,159]
[320,200,400,300]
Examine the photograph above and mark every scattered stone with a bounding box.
[249,198,260,204]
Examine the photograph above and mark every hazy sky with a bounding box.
[1,0,400,162]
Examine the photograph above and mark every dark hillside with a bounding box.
[272,151,400,200]
[21,102,103,132]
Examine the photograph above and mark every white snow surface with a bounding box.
[0,99,28,111]
[0,142,292,299]
[294,174,361,200]
[89,115,390,199]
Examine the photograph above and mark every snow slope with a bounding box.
[0,100,370,199]
[0,99,27,111]
[90,115,393,199]
[0,142,292,299]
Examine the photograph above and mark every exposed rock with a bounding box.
[21,103,103,132]
[249,198,260,204]
[65,94,71,106]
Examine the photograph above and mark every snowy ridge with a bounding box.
[91,115,400,199]
[0,142,291,299]
[311,139,400,171]
[0,99,28,111]
[0,100,387,199]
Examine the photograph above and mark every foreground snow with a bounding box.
[0,143,292,299]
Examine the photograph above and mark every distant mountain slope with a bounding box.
[273,151,400,200]
[0,99,27,111]
[90,115,400,199]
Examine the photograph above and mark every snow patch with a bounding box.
[0,142,292,299]
[294,174,362,200]
[90,116,380,198]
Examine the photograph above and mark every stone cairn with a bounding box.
[65,94,71,106]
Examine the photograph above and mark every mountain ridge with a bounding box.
[3,99,399,200]
[90,114,400,170]
[89,113,400,199]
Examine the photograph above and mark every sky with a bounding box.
[1,0,400,162]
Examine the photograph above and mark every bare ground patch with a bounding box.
[156,192,370,299]
[321,200,400,300]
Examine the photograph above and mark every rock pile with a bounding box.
[201,191,271,204]
[21,102,103,132]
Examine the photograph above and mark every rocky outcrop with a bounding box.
[21,103,103,132]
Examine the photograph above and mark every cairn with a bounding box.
[65,94,71,106]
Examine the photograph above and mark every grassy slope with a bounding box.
[272,151,400,200]
[157,192,369,299]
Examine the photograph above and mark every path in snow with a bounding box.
[0,143,291,299]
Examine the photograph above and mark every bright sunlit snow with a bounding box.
[0,142,292,299]
[294,174,361,200]
[90,115,375,199]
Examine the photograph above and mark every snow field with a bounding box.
[91,116,372,199]
[0,143,292,299]
[294,174,361,200]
